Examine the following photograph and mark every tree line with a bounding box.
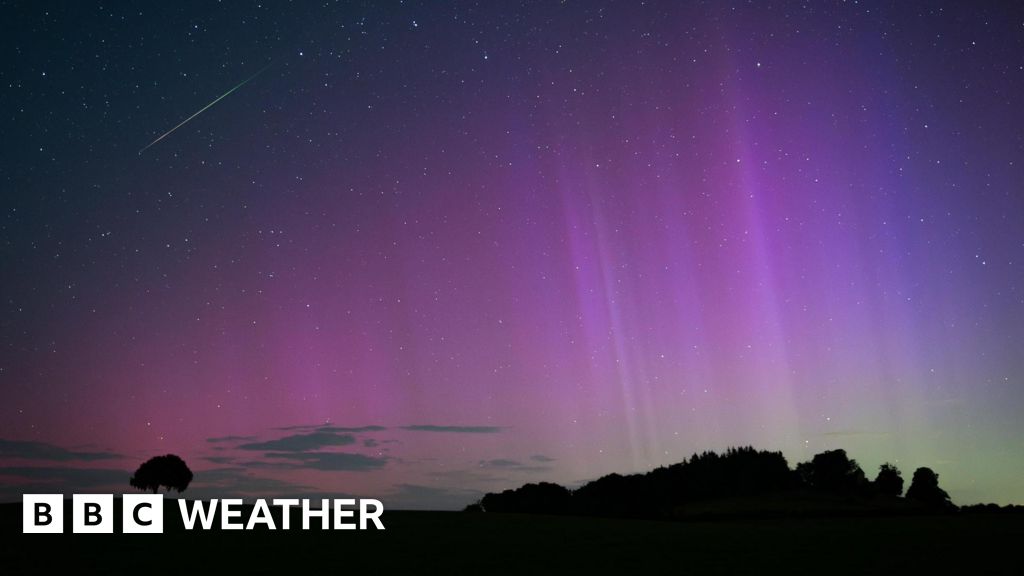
[468,447,956,517]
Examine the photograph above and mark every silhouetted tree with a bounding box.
[795,460,814,487]
[905,467,953,509]
[130,454,193,494]
[797,449,867,493]
[482,447,795,518]
[481,482,571,514]
[572,473,651,517]
[476,447,963,519]
[874,463,904,497]
[659,447,794,502]
[960,503,1024,515]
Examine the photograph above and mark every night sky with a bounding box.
[2,1,1024,508]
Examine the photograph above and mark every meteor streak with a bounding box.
[138,62,273,154]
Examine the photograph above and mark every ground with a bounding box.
[1,503,1020,574]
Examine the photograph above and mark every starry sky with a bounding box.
[2,1,1024,508]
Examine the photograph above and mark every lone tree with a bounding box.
[874,463,904,497]
[130,454,193,494]
[905,467,953,509]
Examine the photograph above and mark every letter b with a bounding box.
[85,503,102,526]
[37,502,52,525]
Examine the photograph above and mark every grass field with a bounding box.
[2,503,1021,574]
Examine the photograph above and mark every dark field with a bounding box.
[1,503,1021,574]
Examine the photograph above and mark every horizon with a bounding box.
[0,441,1014,508]
[3,1,1024,509]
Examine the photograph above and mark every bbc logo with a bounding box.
[23,494,164,534]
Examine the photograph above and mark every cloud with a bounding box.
[198,425,392,474]
[479,458,522,468]
[428,468,505,484]
[230,425,388,452]
[185,467,323,500]
[0,466,128,485]
[511,465,551,473]
[0,466,128,501]
[274,424,387,433]
[237,431,357,452]
[319,425,387,433]
[0,439,121,462]
[262,452,389,471]
[427,458,554,486]
[385,483,483,511]
[475,456,554,474]
[401,425,504,434]
[206,435,257,443]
